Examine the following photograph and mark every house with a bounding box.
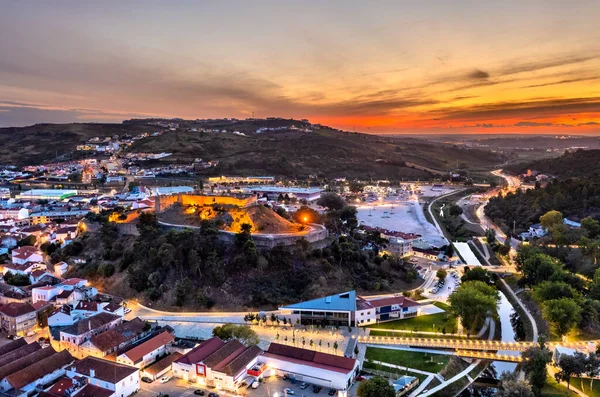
[11,246,43,265]
[172,337,262,392]
[32,285,62,303]
[116,330,174,368]
[29,269,55,284]
[382,237,413,257]
[260,343,359,392]
[1,350,74,395]
[55,226,78,244]
[71,301,102,318]
[528,223,548,239]
[393,375,419,396]
[39,375,115,397]
[141,352,183,380]
[49,306,75,327]
[66,356,140,397]
[54,261,69,277]
[564,218,582,229]
[80,317,148,359]
[359,295,421,324]
[2,261,44,276]
[101,302,125,318]
[0,302,37,336]
[57,312,122,358]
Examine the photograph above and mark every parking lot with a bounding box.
[135,374,348,397]
[245,376,342,397]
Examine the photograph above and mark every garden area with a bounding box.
[367,302,458,334]
[365,347,450,373]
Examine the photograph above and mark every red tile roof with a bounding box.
[0,342,41,368]
[72,356,138,383]
[175,337,225,365]
[76,384,115,397]
[91,317,146,353]
[121,330,174,364]
[143,352,183,376]
[0,338,27,356]
[265,343,356,374]
[0,345,57,380]
[6,350,74,389]
[75,301,98,312]
[0,302,36,317]
[365,295,420,309]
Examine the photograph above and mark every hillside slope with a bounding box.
[504,149,600,179]
[0,119,506,179]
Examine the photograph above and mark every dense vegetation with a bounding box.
[58,196,420,310]
[505,149,600,180]
[485,179,600,235]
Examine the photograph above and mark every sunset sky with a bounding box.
[1,1,600,134]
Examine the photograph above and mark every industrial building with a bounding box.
[17,189,78,201]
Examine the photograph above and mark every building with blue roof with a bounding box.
[393,375,419,396]
[279,291,356,327]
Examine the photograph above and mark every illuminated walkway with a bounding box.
[358,335,595,352]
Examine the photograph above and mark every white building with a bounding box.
[260,343,359,392]
[116,330,174,369]
[16,189,78,201]
[11,246,43,265]
[66,356,140,397]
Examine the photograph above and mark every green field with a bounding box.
[368,302,457,334]
[541,377,577,397]
[570,378,600,396]
[365,347,450,373]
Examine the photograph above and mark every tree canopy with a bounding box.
[449,280,499,333]
[356,376,395,397]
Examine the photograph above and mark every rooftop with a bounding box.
[61,312,120,336]
[91,317,146,352]
[120,330,174,364]
[6,350,74,389]
[280,291,356,312]
[264,343,356,374]
[71,356,138,383]
[175,337,225,365]
[143,352,183,376]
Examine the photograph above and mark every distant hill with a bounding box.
[504,149,600,179]
[0,118,506,179]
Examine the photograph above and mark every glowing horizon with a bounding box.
[1,1,600,134]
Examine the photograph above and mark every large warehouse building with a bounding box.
[279,291,421,327]
[17,189,78,201]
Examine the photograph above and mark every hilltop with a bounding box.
[0,118,506,178]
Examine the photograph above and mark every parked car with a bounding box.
[251,381,260,389]
[124,308,132,314]
[141,377,153,383]
[313,385,322,393]
[208,393,219,397]
[284,388,295,395]
[299,382,309,389]
[194,391,206,396]
[160,376,171,383]
[328,389,337,395]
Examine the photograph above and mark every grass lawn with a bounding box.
[368,302,457,334]
[541,377,577,397]
[368,330,469,339]
[570,378,600,396]
[365,347,450,373]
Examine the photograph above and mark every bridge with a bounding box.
[359,336,598,362]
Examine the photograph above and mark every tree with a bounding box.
[317,192,346,211]
[212,323,259,345]
[540,210,564,230]
[582,217,600,239]
[533,281,580,302]
[585,352,600,392]
[356,376,395,397]
[522,338,552,397]
[448,281,499,333]
[521,253,564,286]
[461,266,494,285]
[436,268,447,282]
[496,371,534,397]
[17,235,37,247]
[542,298,582,338]
[555,353,585,391]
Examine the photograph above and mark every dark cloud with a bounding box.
[431,96,600,121]
[498,55,597,76]
[514,121,553,127]
[522,76,600,88]
[468,69,490,79]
